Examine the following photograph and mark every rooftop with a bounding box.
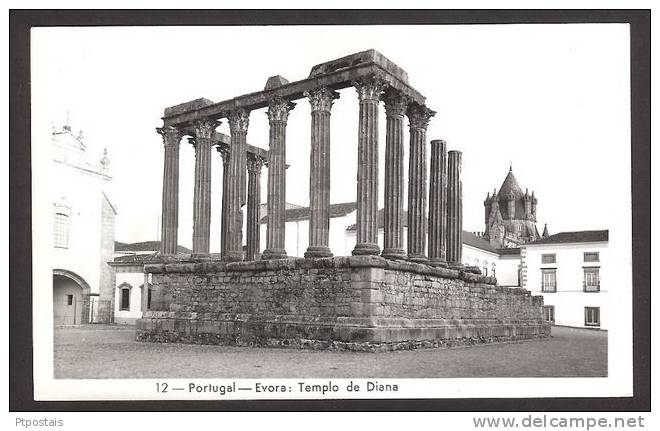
[115,241,192,254]
[526,230,609,245]
[259,201,358,224]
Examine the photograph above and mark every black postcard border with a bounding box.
[9,9,651,412]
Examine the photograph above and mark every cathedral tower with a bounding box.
[483,166,540,248]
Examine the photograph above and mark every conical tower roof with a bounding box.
[498,166,524,200]
[497,166,526,219]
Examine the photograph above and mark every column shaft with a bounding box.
[447,150,463,266]
[157,126,180,255]
[223,110,249,261]
[381,90,408,260]
[191,119,217,254]
[352,76,385,256]
[305,87,339,258]
[246,155,264,261]
[217,144,230,255]
[262,98,295,260]
[406,104,435,263]
[428,139,448,266]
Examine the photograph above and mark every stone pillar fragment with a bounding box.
[156,126,181,255]
[246,154,265,261]
[352,75,386,256]
[446,150,463,267]
[381,89,409,260]
[217,144,230,255]
[428,139,448,267]
[304,87,339,258]
[262,98,295,260]
[223,109,250,261]
[406,104,435,263]
[191,118,218,254]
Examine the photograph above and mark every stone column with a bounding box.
[304,87,339,258]
[191,118,217,254]
[156,126,181,255]
[446,150,463,267]
[246,154,265,261]
[406,104,435,263]
[381,89,409,260]
[428,139,448,267]
[352,75,386,256]
[216,144,230,255]
[262,98,295,260]
[223,109,250,261]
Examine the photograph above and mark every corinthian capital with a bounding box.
[228,109,250,133]
[353,75,387,103]
[266,97,296,123]
[304,87,340,113]
[247,154,266,174]
[407,104,436,130]
[381,89,410,117]
[156,126,181,149]
[216,142,230,161]
[193,118,219,140]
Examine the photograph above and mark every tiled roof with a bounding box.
[260,201,357,224]
[497,247,522,256]
[462,231,498,254]
[113,253,160,263]
[527,230,608,245]
[114,241,192,254]
[346,208,404,231]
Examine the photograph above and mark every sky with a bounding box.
[31,24,631,251]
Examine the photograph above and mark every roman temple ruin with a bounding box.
[137,50,550,351]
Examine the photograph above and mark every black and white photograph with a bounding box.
[10,8,650,419]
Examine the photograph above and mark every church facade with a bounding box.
[51,122,116,324]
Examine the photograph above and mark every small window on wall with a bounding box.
[585,307,600,327]
[54,212,70,248]
[147,288,152,310]
[66,294,73,306]
[482,261,488,276]
[543,305,555,323]
[492,263,496,278]
[541,254,556,264]
[120,288,130,311]
[583,267,600,292]
[541,269,557,292]
[584,252,600,262]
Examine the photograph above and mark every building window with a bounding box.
[66,294,73,306]
[543,305,555,323]
[482,261,488,276]
[54,212,70,248]
[541,253,556,264]
[492,263,496,278]
[541,269,557,292]
[583,267,600,292]
[584,307,600,327]
[120,288,130,311]
[147,288,152,309]
[584,252,600,262]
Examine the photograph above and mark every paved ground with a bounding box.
[54,325,607,379]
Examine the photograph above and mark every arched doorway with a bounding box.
[53,269,90,325]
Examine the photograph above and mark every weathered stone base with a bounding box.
[136,255,550,351]
[136,313,549,351]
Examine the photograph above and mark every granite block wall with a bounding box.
[137,256,549,351]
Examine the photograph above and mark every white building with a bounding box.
[51,123,116,324]
[109,241,192,324]
[522,230,609,329]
